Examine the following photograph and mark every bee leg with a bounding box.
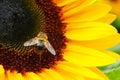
[35,46,44,67]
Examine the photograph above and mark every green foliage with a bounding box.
[109,43,120,54]
[99,61,120,80]
[112,17,120,33]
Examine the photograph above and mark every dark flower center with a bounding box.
[0,0,66,73]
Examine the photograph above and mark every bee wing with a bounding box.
[23,38,38,46]
[44,41,56,55]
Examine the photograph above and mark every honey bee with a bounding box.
[23,32,56,55]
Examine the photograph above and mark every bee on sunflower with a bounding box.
[0,0,120,80]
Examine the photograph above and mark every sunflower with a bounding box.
[0,0,120,80]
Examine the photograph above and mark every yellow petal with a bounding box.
[57,62,105,80]
[84,68,109,80]
[68,34,120,49]
[102,50,120,60]
[64,51,116,67]
[38,71,53,80]
[0,65,4,75]
[52,0,76,7]
[54,65,85,80]
[0,65,6,80]
[24,72,42,80]
[98,0,120,15]
[0,74,7,80]
[66,22,116,30]
[63,45,117,66]
[95,13,117,24]
[7,71,25,80]
[65,43,117,58]
[65,22,117,40]
[42,69,64,80]
[80,68,104,79]
[63,4,111,23]
[62,0,96,17]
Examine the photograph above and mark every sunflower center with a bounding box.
[0,0,66,73]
